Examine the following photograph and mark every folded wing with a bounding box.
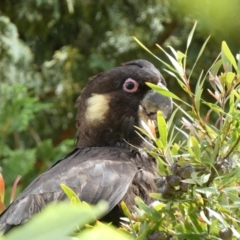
[0,147,137,233]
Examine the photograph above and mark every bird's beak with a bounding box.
[141,82,172,120]
[138,83,173,138]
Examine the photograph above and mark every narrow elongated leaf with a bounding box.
[168,45,178,60]
[157,111,167,147]
[135,197,161,221]
[177,51,187,64]
[163,70,188,94]
[149,193,162,200]
[222,41,238,72]
[206,207,228,227]
[120,201,132,218]
[238,53,240,70]
[186,21,197,51]
[231,226,240,238]
[210,59,223,76]
[184,21,197,70]
[188,211,204,233]
[187,136,197,159]
[189,136,201,160]
[189,36,210,79]
[225,72,235,89]
[200,211,211,225]
[133,37,177,73]
[60,183,81,204]
[203,102,225,114]
[156,44,184,78]
[135,229,149,240]
[171,143,180,155]
[196,187,219,196]
[155,138,164,150]
[194,70,204,112]
[146,82,181,101]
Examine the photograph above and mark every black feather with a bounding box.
[0,59,172,234]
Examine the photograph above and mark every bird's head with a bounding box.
[76,59,172,148]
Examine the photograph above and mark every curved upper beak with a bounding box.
[141,83,173,120]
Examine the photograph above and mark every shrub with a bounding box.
[2,24,240,240]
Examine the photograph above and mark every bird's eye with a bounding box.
[123,78,139,93]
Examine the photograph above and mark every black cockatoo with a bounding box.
[0,59,172,234]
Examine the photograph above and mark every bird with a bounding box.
[0,59,172,234]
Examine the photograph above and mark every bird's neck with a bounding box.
[76,137,133,149]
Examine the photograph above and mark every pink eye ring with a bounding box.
[123,78,139,93]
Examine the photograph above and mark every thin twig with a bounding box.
[223,136,240,159]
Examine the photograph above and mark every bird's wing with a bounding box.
[0,147,137,233]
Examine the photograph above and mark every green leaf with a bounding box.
[77,224,133,240]
[171,143,180,156]
[156,44,184,78]
[157,111,167,148]
[231,226,240,238]
[135,197,161,221]
[168,46,186,66]
[177,51,186,64]
[163,69,191,96]
[210,59,223,76]
[194,70,204,112]
[203,101,225,114]
[135,229,149,240]
[200,210,211,225]
[206,207,228,228]
[181,178,196,184]
[176,234,207,240]
[133,37,174,72]
[146,82,181,101]
[196,187,219,197]
[120,201,132,218]
[149,193,163,200]
[186,21,197,51]
[60,183,81,204]
[189,136,201,160]
[225,72,235,89]
[222,41,238,72]
[187,136,197,160]
[189,35,211,79]
[168,46,178,60]
[134,125,155,140]
[5,202,108,240]
[66,0,74,13]
[183,21,197,70]
[188,211,204,233]
[155,138,164,151]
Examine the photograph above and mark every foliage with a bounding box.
[1,0,240,198]
[1,25,240,239]
[0,15,74,200]
[0,185,132,240]
[125,25,240,239]
[1,1,240,239]
[0,0,175,198]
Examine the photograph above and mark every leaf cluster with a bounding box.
[129,23,240,239]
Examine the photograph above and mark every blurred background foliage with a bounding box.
[0,0,240,202]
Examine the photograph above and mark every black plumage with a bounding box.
[0,59,172,234]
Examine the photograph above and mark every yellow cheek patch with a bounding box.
[85,94,110,124]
